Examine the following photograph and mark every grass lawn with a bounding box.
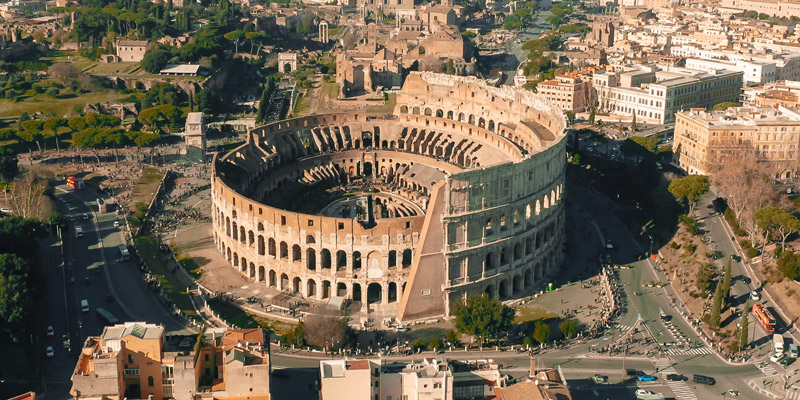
[294,92,311,115]
[131,166,165,205]
[135,235,197,315]
[367,93,397,113]
[208,299,262,329]
[177,256,203,279]
[322,81,339,99]
[0,90,133,118]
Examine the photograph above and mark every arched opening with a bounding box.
[283,63,292,73]
[293,277,301,293]
[485,252,494,271]
[500,248,509,266]
[249,263,255,279]
[412,106,420,114]
[524,269,533,288]
[307,280,317,298]
[400,105,409,113]
[388,250,397,268]
[322,281,331,299]
[388,282,397,302]
[363,161,373,177]
[367,283,382,304]
[513,275,522,293]
[362,131,373,148]
[353,251,362,270]
[436,109,443,118]
[499,279,509,299]
[292,245,302,261]
[280,273,289,291]
[268,238,276,257]
[484,285,493,298]
[258,266,265,282]
[336,250,347,271]
[402,249,412,268]
[352,283,362,302]
[269,270,276,287]
[307,249,316,270]
[514,243,522,260]
[280,242,288,258]
[248,231,254,246]
[337,282,347,297]
[233,253,239,267]
[306,235,316,244]
[424,107,432,116]
[321,249,332,269]
[258,236,265,255]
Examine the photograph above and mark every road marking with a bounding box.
[593,389,599,396]
[754,361,779,376]
[652,359,698,400]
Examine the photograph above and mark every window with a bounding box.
[148,376,154,387]
[205,354,210,361]
[281,216,286,225]
[128,354,133,364]
[124,368,139,376]
[338,222,344,229]
[308,220,314,227]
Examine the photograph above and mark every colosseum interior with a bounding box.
[211,72,568,323]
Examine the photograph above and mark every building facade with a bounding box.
[536,73,594,112]
[673,106,800,178]
[116,40,148,62]
[210,72,567,322]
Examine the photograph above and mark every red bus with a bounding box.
[66,176,85,190]
[752,303,776,333]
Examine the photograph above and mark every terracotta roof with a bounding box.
[346,360,371,370]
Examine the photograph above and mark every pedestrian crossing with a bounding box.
[754,361,779,376]
[617,323,636,334]
[653,359,698,400]
[787,389,800,400]
[664,346,712,356]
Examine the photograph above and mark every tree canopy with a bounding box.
[754,206,800,251]
[668,175,710,215]
[452,294,515,342]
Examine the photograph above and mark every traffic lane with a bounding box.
[41,239,77,398]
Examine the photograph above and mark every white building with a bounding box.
[685,58,776,85]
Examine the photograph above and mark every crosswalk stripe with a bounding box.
[651,359,698,400]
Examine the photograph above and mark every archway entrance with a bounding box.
[352,283,362,302]
[367,283,382,304]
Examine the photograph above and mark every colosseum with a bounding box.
[211,72,567,322]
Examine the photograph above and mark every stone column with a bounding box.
[382,283,389,304]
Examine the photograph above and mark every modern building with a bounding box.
[673,106,800,178]
[116,40,148,62]
[536,72,595,112]
[593,65,743,123]
[69,323,271,400]
[211,72,567,323]
[319,358,504,400]
[685,57,776,85]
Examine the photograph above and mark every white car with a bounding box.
[771,352,784,362]
[635,389,656,396]
[45,346,54,357]
[113,220,120,227]
[751,291,761,301]
[46,325,54,336]
[0,207,12,214]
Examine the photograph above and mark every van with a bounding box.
[75,227,83,238]
[775,334,785,353]
[80,299,89,313]
[693,374,716,385]
[790,343,799,358]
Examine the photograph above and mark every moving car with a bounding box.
[81,299,89,313]
[637,374,657,382]
[635,389,656,396]
[45,346,54,357]
[666,374,687,381]
[751,291,761,301]
[113,220,120,227]
[46,325,54,336]
[693,374,716,385]
[727,389,740,396]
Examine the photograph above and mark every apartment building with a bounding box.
[673,106,800,178]
[593,65,743,124]
[720,0,800,19]
[685,57,776,85]
[69,323,271,400]
[536,72,594,112]
[319,358,504,400]
[743,80,800,107]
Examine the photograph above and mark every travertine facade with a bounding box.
[211,72,567,322]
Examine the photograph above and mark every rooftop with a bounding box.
[101,322,164,341]
[678,106,800,125]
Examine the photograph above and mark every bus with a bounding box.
[752,303,776,333]
[65,176,85,190]
[95,307,119,325]
[117,245,130,261]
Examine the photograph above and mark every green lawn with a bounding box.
[177,256,203,279]
[322,81,339,99]
[515,305,558,323]
[134,235,197,315]
[367,93,397,113]
[208,299,262,329]
[131,166,165,204]
[0,90,133,118]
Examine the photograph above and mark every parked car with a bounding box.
[626,369,639,376]
[113,220,120,227]
[666,374,687,381]
[780,357,793,367]
[751,291,761,301]
[771,352,785,363]
[592,374,608,383]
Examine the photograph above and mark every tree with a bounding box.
[522,336,534,349]
[303,312,348,350]
[280,321,304,348]
[429,337,443,351]
[0,147,19,182]
[745,10,759,18]
[668,175,710,215]
[696,263,713,293]
[588,108,596,125]
[245,31,266,55]
[739,300,750,350]
[564,110,575,126]
[142,48,173,74]
[630,113,637,131]
[10,173,49,220]
[559,319,579,339]
[223,30,244,55]
[721,258,732,307]
[533,320,550,344]
[712,101,740,111]
[707,279,723,331]
[452,294,515,345]
[44,117,68,152]
[755,206,800,251]
[445,329,460,347]
[48,62,75,85]
[0,253,31,340]
[777,250,800,280]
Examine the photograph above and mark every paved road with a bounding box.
[40,184,189,399]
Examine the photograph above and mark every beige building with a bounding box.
[319,358,504,400]
[673,106,800,179]
[70,323,271,400]
[185,112,207,161]
[537,72,594,112]
[116,40,148,62]
[720,0,800,19]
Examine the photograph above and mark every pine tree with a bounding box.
[708,280,723,331]
[588,108,596,125]
[721,258,732,307]
[630,113,638,131]
[739,301,750,350]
